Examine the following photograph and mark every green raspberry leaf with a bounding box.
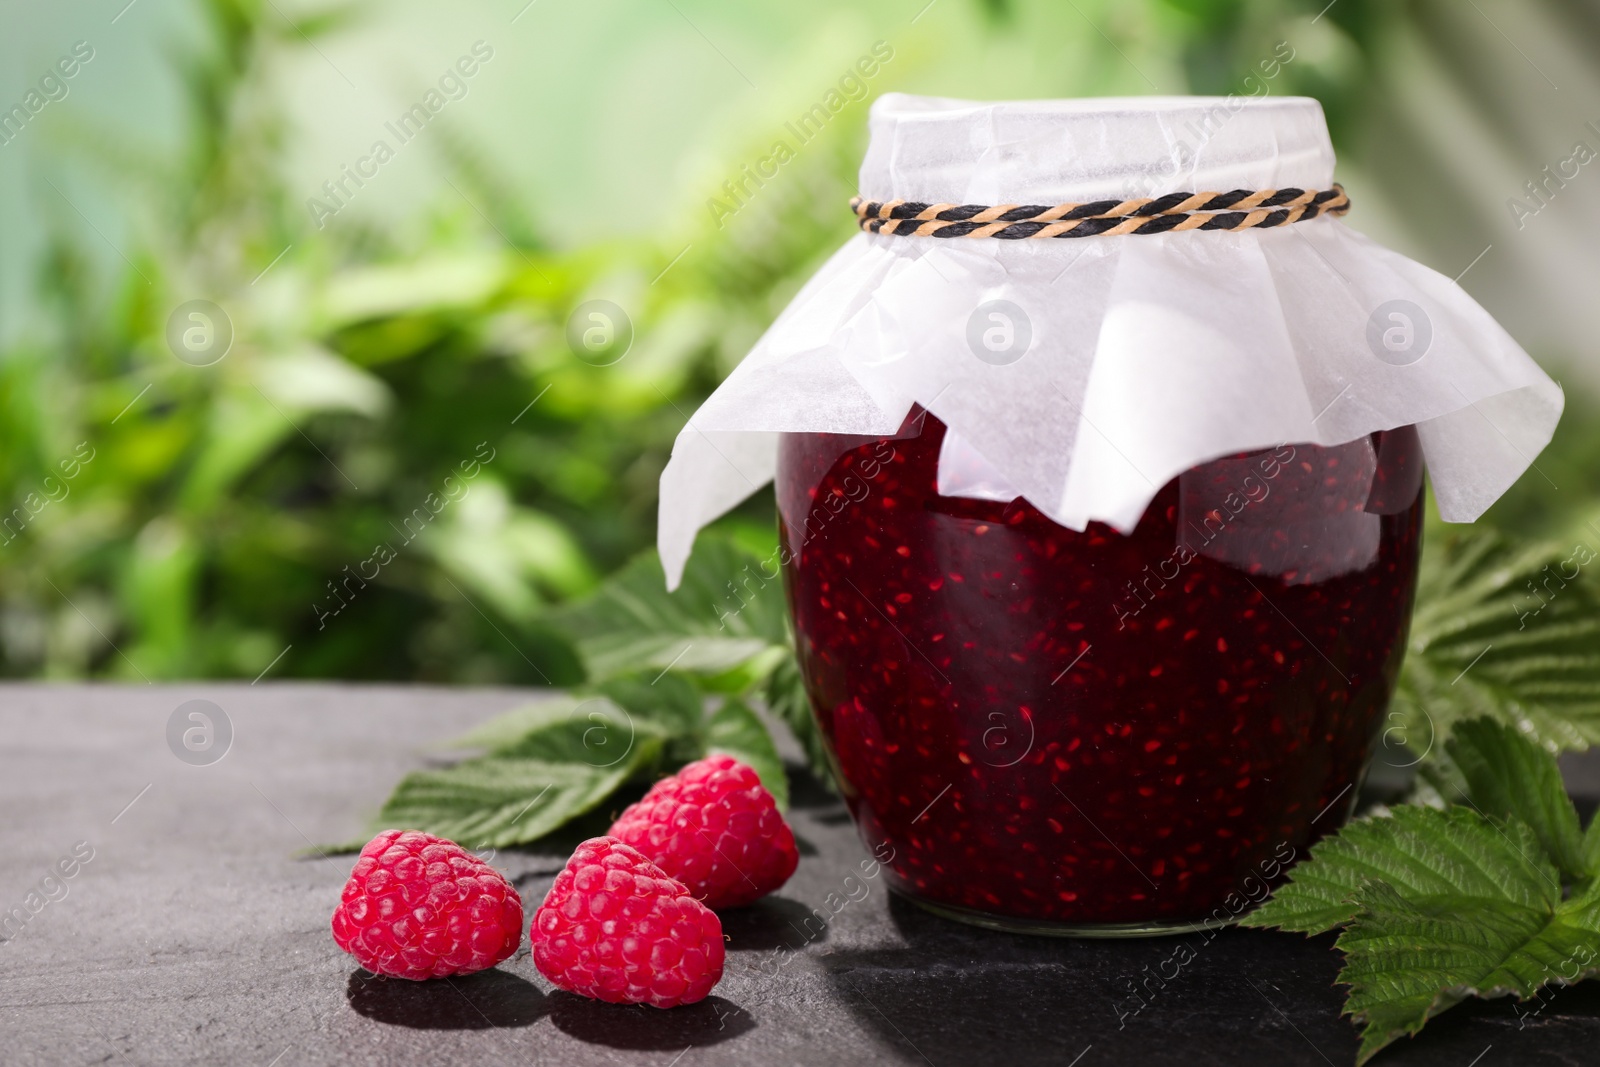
[595,671,707,740]
[1394,529,1600,755]
[1447,716,1587,880]
[447,693,664,763]
[1339,874,1600,1063]
[1241,805,1561,934]
[550,536,790,682]
[373,744,661,850]
[1246,802,1598,1064]
[1586,813,1600,878]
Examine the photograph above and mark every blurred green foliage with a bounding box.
[2,0,862,683]
[0,0,1589,685]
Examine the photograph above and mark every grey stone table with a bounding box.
[4,684,1599,1067]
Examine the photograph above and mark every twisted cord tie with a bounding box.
[849,184,1350,239]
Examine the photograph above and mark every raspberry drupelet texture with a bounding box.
[331,829,523,980]
[609,754,799,910]
[531,837,725,1008]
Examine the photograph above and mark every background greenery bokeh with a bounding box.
[2,0,1597,684]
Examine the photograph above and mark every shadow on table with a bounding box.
[548,992,753,1048]
[817,895,1105,1066]
[815,894,1361,1067]
[720,894,831,952]
[346,968,546,1029]
[834,894,1600,1065]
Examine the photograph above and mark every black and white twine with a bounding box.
[850,185,1350,240]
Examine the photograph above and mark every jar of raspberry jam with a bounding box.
[777,413,1423,933]
[655,94,1562,935]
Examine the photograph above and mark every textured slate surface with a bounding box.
[2,683,1598,1066]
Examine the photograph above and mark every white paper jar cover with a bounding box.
[656,93,1562,588]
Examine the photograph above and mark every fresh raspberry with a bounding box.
[531,837,724,1008]
[609,754,798,909]
[331,829,523,980]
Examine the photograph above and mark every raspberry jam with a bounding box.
[776,410,1423,932]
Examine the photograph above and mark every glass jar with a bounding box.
[777,409,1424,935]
